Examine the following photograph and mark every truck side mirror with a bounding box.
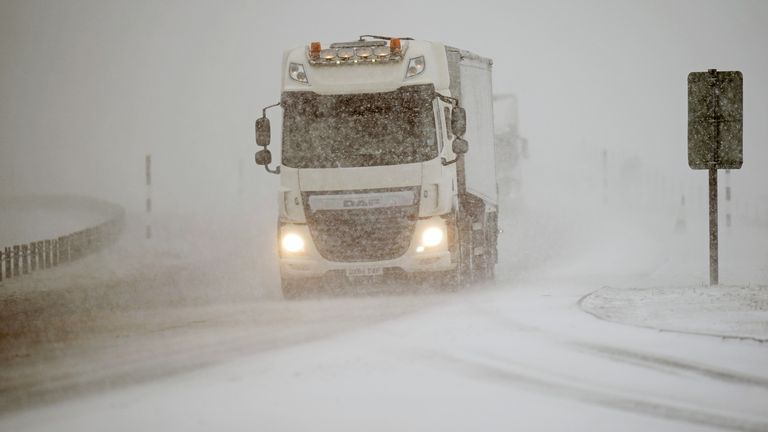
[255,149,272,166]
[254,102,281,174]
[451,107,466,137]
[255,117,271,147]
[452,138,468,155]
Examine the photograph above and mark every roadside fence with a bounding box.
[0,201,124,283]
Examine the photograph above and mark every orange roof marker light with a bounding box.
[390,38,401,54]
[309,42,321,59]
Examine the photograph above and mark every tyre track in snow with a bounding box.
[574,343,768,391]
[432,352,768,432]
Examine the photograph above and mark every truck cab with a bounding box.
[255,36,498,298]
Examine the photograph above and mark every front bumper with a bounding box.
[280,217,454,279]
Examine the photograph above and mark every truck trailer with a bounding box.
[254,36,499,298]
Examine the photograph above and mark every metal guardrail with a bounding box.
[0,202,124,283]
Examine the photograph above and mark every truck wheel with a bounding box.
[473,224,494,282]
[485,214,498,280]
[470,212,496,282]
[476,243,494,281]
[439,218,472,290]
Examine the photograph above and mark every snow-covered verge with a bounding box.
[580,285,768,342]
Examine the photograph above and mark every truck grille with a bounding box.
[303,188,419,262]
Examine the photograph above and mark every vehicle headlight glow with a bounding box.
[405,56,425,78]
[288,63,308,83]
[281,232,305,253]
[421,226,444,248]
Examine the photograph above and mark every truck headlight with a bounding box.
[405,56,425,78]
[421,226,444,247]
[288,63,308,83]
[281,232,305,253]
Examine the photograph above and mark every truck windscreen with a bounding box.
[281,85,438,168]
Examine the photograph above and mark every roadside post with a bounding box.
[725,169,732,228]
[146,154,152,240]
[687,69,743,286]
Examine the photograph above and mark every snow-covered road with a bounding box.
[3,281,767,431]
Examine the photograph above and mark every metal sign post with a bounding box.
[687,69,743,286]
[708,160,718,284]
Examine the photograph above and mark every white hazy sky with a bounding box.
[1,0,766,219]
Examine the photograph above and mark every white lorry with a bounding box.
[255,36,499,298]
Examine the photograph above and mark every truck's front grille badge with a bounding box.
[303,189,419,262]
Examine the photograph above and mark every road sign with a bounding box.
[688,70,743,170]
[687,69,743,286]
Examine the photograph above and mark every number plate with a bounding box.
[345,267,384,277]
